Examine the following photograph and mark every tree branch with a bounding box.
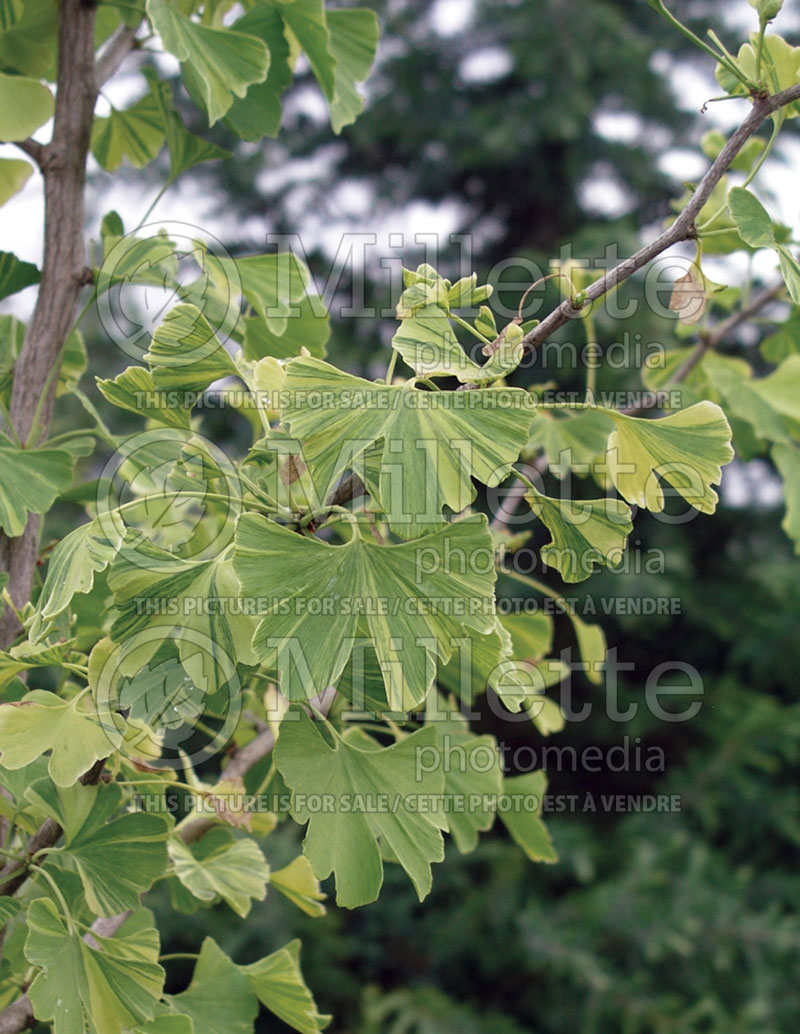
[0,0,99,646]
[521,84,800,355]
[95,23,140,86]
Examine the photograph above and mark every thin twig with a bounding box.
[521,84,800,355]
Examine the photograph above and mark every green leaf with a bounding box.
[234,514,498,712]
[761,312,800,362]
[30,518,122,640]
[108,531,258,693]
[704,362,794,443]
[146,0,269,125]
[91,93,165,172]
[243,296,330,361]
[275,712,446,907]
[280,0,335,100]
[281,357,533,538]
[0,0,58,79]
[0,157,33,207]
[169,938,258,1034]
[96,366,192,429]
[28,780,169,916]
[0,249,39,301]
[0,73,53,141]
[26,903,165,1034]
[145,303,240,396]
[498,772,557,863]
[427,704,502,853]
[224,4,293,141]
[144,70,231,181]
[772,444,800,552]
[135,1017,195,1034]
[570,611,606,686]
[728,186,776,249]
[0,689,119,787]
[55,330,88,397]
[750,0,783,21]
[527,409,613,479]
[168,828,269,917]
[0,440,75,536]
[525,485,632,583]
[326,9,380,134]
[777,245,800,305]
[241,939,331,1034]
[269,856,327,917]
[0,641,74,691]
[605,403,734,514]
[391,305,523,384]
[215,252,310,337]
[0,0,23,31]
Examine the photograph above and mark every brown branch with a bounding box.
[11,139,46,168]
[0,759,106,899]
[0,0,99,646]
[95,23,140,86]
[0,997,32,1034]
[521,83,800,356]
[622,281,785,416]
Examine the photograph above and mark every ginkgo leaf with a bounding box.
[705,363,794,443]
[135,1016,194,1034]
[327,9,379,134]
[27,780,169,917]
[168,938,258,1034]
[427,703,502,853]
[224,4,293,141]
[146,0,269,125]
[0,641,74,691]
[0,249,40,301]
[281,356,533,538]
[144,70,231,181]
[500,610,553,661]
[168,828,269,917]
[0,439,74,536]
[280,0,336,101]
[241,939,331,1034]
[570,611,606,686]
[108,531,258,694]
[728,186,775,249]
[145,303,240,396]
[391,305,523,384]
[526,485,632,583]
[243,296,330,361]
[0,157,32,206]
[233,514,498,711]
[96,366,191,429]
[91,93,165,171]
[527,408,613,479]
[0,72,53,141]
[214,252,311,337]
[772,444,800,552]
[498,772,557,863]
[0,689,119,787]
[0,0,58,78]
[30,517,123,640]
[269,856,327,917]
[25,902,165,1034]
[605,403,734,514]
[275,712,446,907]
